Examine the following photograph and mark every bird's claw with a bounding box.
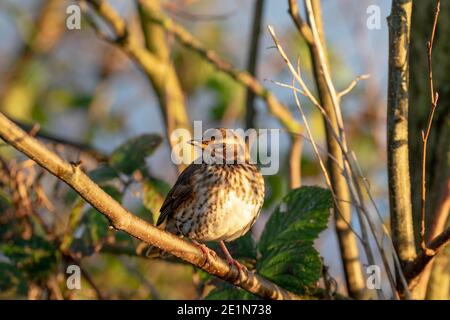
[193,241,217,267]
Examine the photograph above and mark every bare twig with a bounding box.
[337,74,371,101]
[420,0,441,256]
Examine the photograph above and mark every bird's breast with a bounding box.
[174,164,264,242]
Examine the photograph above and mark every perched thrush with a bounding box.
[156,128,265,269]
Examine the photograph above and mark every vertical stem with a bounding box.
[387,0,416,267]
[289,134,302,188]
[301,0,367,299]
[245,0,265,129]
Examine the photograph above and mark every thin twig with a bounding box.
[337,74,371,101]
[420,0,441,257]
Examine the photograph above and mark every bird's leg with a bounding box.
[192,240,217,267]
[219,240,246,273]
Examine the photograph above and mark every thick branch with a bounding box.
[387,0,416,265]
[0,112,306,300]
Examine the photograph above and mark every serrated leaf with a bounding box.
[256,186,332,294]
[257,243,322,294]
[258,186,332,254]
[109,134,162,175]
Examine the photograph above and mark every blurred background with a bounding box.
[1,0,444,299]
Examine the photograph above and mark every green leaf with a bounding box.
[142,177,170,224]
[258,186,332,254]
[0,236,57,281]
[257,243,322,293]
[64,189,79,205]
[101,185,123,203]
[0,262,27,294]
[109,134,162,175]
[86,208,109,245]
[256,186,332,294]
[88,165,119,183]
[70,207,110,256]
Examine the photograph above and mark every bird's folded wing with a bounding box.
[156,163,203,226]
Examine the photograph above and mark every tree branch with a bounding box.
[244,0,265,130]
[0,111,308,300]
[387,0,416,267]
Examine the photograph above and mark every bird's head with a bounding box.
[189,128,251,164]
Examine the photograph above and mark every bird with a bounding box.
[156,128,265,271]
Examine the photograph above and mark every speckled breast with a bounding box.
[173,163,265,242]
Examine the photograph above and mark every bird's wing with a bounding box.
[156,163,203,226]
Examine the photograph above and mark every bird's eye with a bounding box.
[210,136,216,142]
